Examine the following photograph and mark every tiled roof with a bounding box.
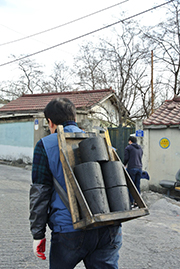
[0,89,115,113]
[143,96,180,126]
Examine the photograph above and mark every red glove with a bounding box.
[33,238,46,260]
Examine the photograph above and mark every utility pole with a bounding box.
[151,50,154,114]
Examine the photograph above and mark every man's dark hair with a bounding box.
[128,136,137,143]
[44,98,76,125]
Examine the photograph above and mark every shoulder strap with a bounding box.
[53,177,70,212]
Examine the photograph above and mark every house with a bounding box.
[142,95,180,190]
[0,88,119,163]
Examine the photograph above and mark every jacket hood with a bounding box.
[131,143,141,149]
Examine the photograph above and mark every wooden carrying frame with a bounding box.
[57,125,149,230]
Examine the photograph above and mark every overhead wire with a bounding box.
[0,0,174,67]
[0,0,129,46]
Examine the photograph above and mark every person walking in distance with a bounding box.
[124,136,143,207]
[29,97,122,269]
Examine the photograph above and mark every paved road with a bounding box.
[0,164,180,268]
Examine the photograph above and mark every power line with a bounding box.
[0,0,174,68]
[0,0,129,46]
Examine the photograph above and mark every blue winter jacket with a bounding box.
[29,124,84,239]
[42,125,84,233]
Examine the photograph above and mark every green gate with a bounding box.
[108,124,135,163]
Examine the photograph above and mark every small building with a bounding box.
[143,96,180,190]
[0,89,119,163]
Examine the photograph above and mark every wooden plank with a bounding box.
[57,126,80,223]
[124,168,147,208]
[112,148,147,208]
[60,149,93,221]
[93,208,149,222]
[64,132,96,139]
[175,186,180,192]
[73,208,149,229]
[104,130,114,161]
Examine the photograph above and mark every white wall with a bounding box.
[0,144,33,163]
[143,127,180,188]
[0,121,34,163]
[90,99,119,126]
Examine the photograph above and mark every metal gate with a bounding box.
[108,124,135,163]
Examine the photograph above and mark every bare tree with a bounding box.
[73,42,109,90]
[143,0,180,97]
[50,61,72,92]
[101,26,150,123]
[73,21,151,124]
[15,55,46,94]
[0,55,54,99]
[0,79,28,100]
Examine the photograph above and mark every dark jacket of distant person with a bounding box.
[124,136,143,169]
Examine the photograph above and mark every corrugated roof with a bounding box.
[0,89,115,113]
[143,96,180,126]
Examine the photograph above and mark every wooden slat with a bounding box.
[64,132,96,139]
[93,208,149,222]
[73,208,149,229]
[61,149,93,220]
[175,186,180,192]
[57,126,80,223]
[104,130,114,161]
[111,148,147,208]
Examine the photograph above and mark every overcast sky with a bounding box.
[0,0,167,81]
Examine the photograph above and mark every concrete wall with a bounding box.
[0,121,34,163]
[143,126,180,190]
[0,114,49,163]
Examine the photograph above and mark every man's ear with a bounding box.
[48,118,53,128]
[48,118,57,134]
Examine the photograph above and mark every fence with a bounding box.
[108,124,135,163]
